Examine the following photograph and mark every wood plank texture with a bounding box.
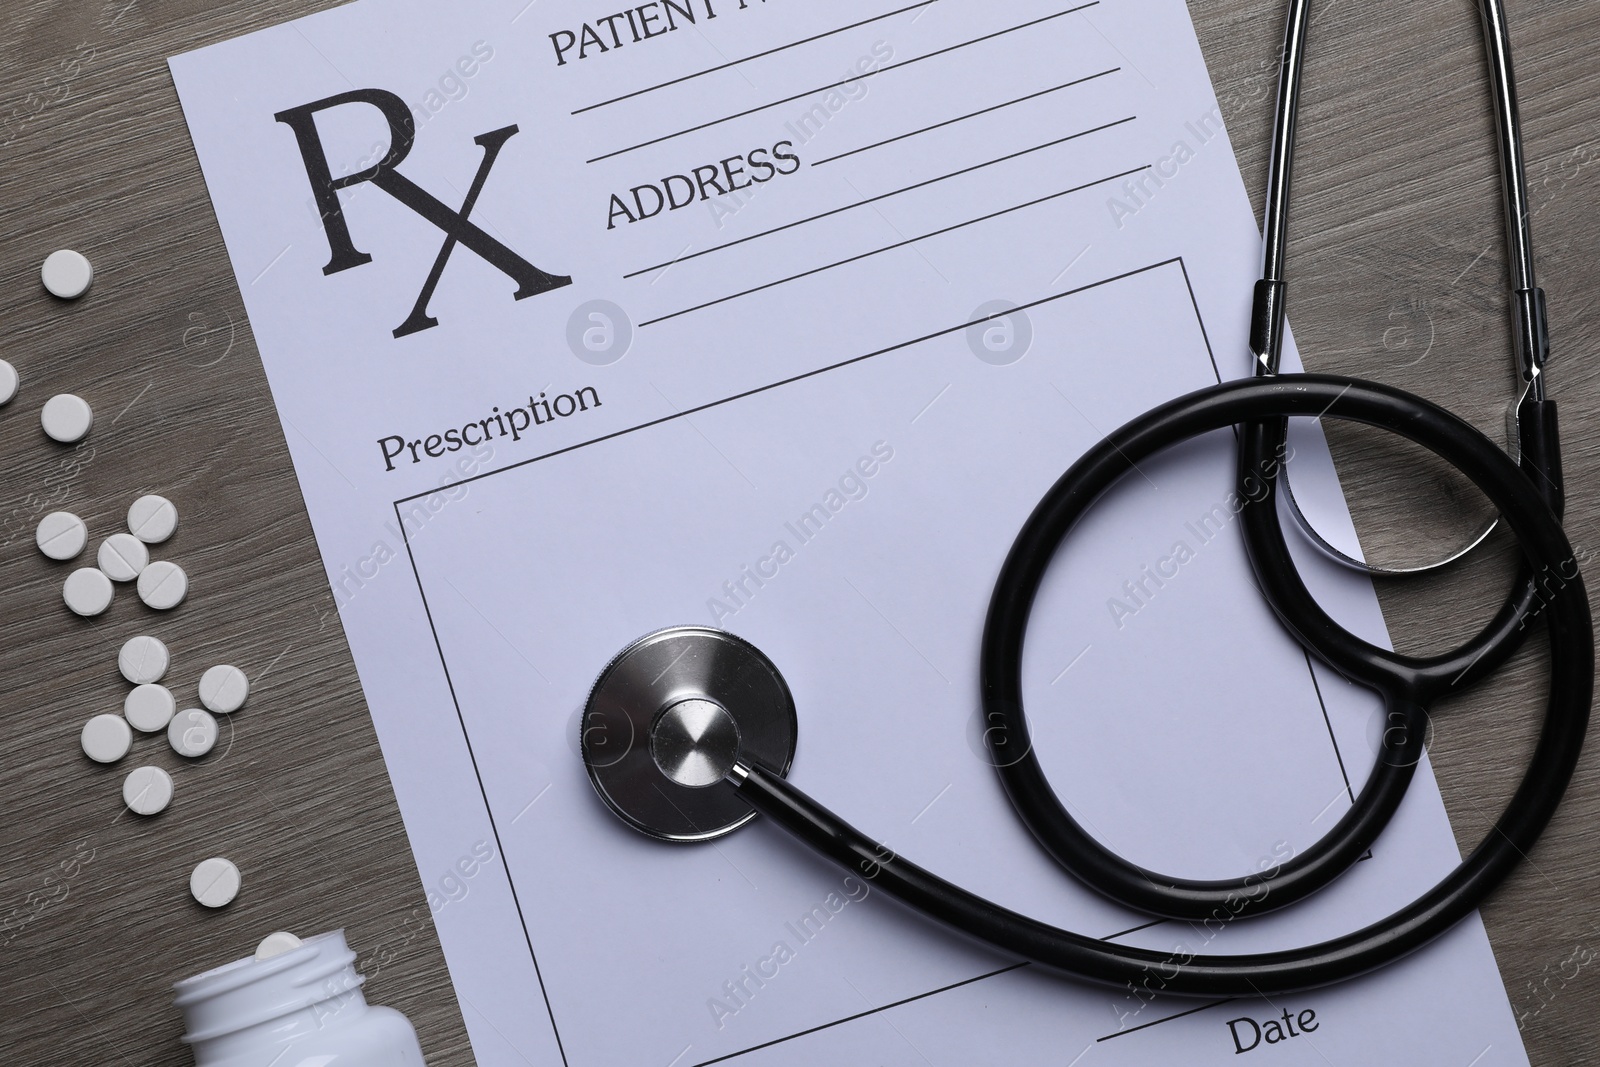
[0,1,1593,1064]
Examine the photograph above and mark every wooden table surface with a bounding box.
[1,1,1594,1064]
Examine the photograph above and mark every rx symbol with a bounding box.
[275,89,572,338]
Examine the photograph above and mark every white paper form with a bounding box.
[168,1,1531,1063]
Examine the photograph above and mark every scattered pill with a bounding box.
[124,683,177,733]
[41,393,93,443]
[190,857,240,908]
[117,635,171,684]
[36,511,88,560]
[63,567,114,616]
[0,358,16,405]
[97,533,149,582]
[81,714,133,764]
[41,249,94,299]
[137,561,188,610]
[168,708,218,758]
[255,931,303,960]
[199,665,249,714]
[127,494,178,543]
[123,765,173,815]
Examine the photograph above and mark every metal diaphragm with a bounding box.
[581,626,798,842]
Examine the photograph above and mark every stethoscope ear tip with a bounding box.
[580,626,797,843]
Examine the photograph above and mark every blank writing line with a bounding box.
[1101,918,1165,941]
[687,964,1027,1067]
[572,1,941,115]
[1098,999,1235,1042]
[625,115,1136,279]
[585,3,1100,164]
[638,164,1149,327]
[812,67,1121,166]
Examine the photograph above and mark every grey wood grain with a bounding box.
[0,1,1593,1065]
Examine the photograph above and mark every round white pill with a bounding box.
[0,358,17,405]
[255,931,303,960]
[81,714,133,763]
[63,567,114,616]
[41,393,93,443]
[198,665,249,714]
[97,533,149,582]
[42,249,94,299]
[190,857,241,908]
[36,511,88,560]
[168,708,218,758]
[127,494,178,543]
[137,561,188,610]
[123,765,173,816]
[124,683,177,733]
[118,635,170,684]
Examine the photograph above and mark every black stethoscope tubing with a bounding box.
[609,0,1591,1000]
[729,375,1590,996]
[985,398,1566,928]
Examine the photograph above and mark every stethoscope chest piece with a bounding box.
[581,626,798,842]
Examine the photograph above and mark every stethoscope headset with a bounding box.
[580,0,1590,996]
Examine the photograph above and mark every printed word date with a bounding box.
[1226,1008,1319,1054]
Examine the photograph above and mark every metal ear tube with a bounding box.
[1255,0,1562,574]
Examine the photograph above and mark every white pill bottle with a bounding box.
[174,930,426,1066]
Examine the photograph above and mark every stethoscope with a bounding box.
[580,0,1591,996]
